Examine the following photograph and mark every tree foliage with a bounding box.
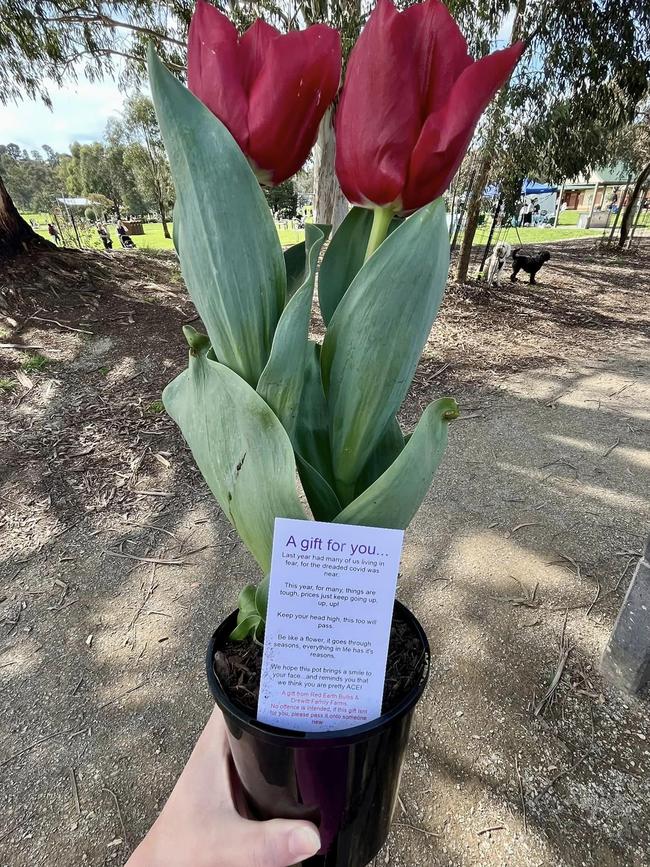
[454,0,650,281]
[116,94,175,233]
[0,143,67,212]
[264,179,299,219]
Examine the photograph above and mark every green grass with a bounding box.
[557,209,579,226]
[28,217,303,251]
[26,212,616,255]
[0,378,17,393]
[21,353,49,372]
[557,207,650,228]
[21,211,50,226]
[466,222,599,247]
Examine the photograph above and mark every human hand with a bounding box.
[127,708,321,867]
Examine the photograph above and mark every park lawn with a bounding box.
[468,222,598,247]
[558,208,580,225]
[27,215,600,252]
[26,217,303,250]
[558,207,650,228]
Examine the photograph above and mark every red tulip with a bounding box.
[188,0,341,185]
[335,0,524,214]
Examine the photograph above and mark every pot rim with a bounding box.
[206,599,430,748]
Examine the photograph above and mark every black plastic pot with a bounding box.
[206,600,430,867]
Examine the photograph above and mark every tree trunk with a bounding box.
[618,160,650,248]
[455,0,526,283]
[455,154,493,283]
[159,203,171,239]
[313,107,348,230]
[0,173,54,258]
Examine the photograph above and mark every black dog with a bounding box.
[510,248,551,284]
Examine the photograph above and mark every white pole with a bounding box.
[587,181,600,227]
[554,181,565,227]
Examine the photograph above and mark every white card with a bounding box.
[258,517,404,732]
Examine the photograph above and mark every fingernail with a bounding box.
[289,825,321,860]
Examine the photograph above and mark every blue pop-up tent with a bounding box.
[522,179,558,195]
[483,180,558,198]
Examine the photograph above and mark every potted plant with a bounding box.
[148,2,523,864]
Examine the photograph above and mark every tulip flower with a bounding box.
[336,0,524,249]
[188,0,341,185]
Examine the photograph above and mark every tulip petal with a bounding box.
[402,0,472,115]
[335,0,421,207]
[188,0,249,150]
[248,25,341,184]
[240,19,281,93]
[402,42,525,212]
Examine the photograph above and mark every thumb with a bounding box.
[245,818,321,867]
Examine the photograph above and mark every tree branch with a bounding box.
[41,13,185,47]
[62,47,185,73]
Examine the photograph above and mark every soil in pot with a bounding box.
[212,608,425,718]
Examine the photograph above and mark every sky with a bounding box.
[0,76,125,154]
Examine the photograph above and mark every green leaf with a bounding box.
[294,342,334,485]
[335,398,459,528]
[321,199,449,504]
[230,614,261,641]
[284,242,306,297]
[318,207,372,326]
[163,351,306,574]
[255,577,269,621]
[296,454,341,522]
[292,341,341,520]
[318,208,402,326]
[237,584,258,619]
[148,48,285,387]
[257,223,327,441]
[257,228,340,520]
[283,225,329,297]
[182,325,211,354]
[354,416,404,496]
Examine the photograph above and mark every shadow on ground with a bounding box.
[1,242,649,867]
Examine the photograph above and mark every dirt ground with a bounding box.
[1,239,649,867]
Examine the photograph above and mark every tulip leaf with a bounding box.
[163,350,306,575]
[257,229,340,521]
[335,398,459,528]
[294,341,340,519]
[284,242,307,297]
[321,199,450,503]
[297,453,341,522]
[318,207,372,326]
[284,223,330,297]
[318,208,403,325]
[255,577,270,622]
[148,47,286,387]
[354,416,404,496]
[257,223,327,440]
[230,614,261,641]
[237,584,258,619]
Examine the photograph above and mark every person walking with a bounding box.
[97,224,113,250]
[116,220,136,248]
[47,223,61,245]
